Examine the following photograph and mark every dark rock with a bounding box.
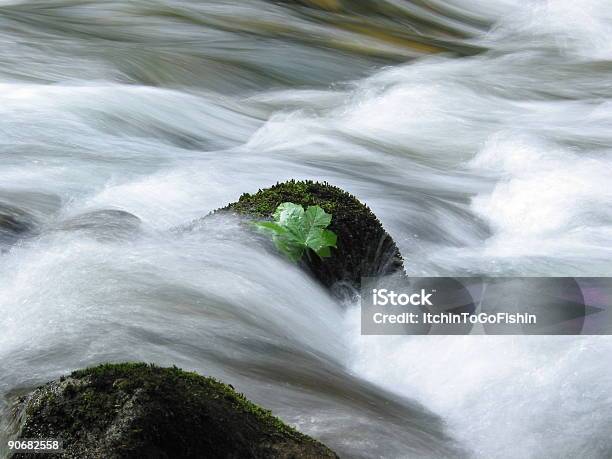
[11,363,338,459]
[0,203,38,245]
[219,180,404,294]
[57,210,141,241]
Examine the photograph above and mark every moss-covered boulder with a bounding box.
[11,363,337,459]
[220,180,404,292]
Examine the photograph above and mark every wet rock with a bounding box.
[11,363,338,459]
[58,210,141,241]
[0,192,62,246]
[0,203,38,245]
[218,180,404,294]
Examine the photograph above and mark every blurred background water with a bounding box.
[1,0,611,457]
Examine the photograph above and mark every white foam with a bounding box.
[346,306,612,458]
[468,133,612,265]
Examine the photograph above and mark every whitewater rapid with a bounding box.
[1,0,612,458]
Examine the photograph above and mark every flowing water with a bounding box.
[1,0,612,457]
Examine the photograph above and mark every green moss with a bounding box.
[219,180,404,292]
[223,180,341,217]
[71,363,302,440]
[15,363,337,459]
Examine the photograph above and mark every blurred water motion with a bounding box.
[1,1,612,458]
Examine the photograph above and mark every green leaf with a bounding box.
[304,205,332,229]
[254,202,337,262]
[321,229,337,248]
[273,236,304,262]
[253,221,286,235]
[273,202,304,226]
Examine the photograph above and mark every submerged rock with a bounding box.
[0,203,38,245]
[219,180,404,293]
[57,209,141,241]
[11,363,337,459]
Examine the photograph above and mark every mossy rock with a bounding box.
[11,363,337,459]
[220,180,404,293]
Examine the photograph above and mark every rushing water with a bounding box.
[1,0,612,458]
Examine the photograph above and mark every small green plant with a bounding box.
[253,202,337,262]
